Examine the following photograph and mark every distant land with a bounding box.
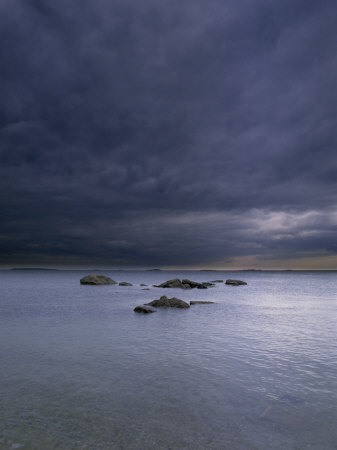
[10,268,59,271]
[241,269,263,271]
[2,267,336,272]
[199,269,218,272]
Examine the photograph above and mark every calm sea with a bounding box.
[0,269,336,449]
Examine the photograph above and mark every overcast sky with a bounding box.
[1,0,337,268]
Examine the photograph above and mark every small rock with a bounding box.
[146,295,190,308]
[190,301,215,305]
[80,274,117,285]
[119,282,132,286]
[134,305,156,313]
[141,288,150,290]
[201,281,215,286]
[210,280,223,283]
[225,279,247,286]
[140,283,147,286]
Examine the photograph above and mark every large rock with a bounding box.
[225,279,247,286]
[146,296,190,308]
[80,274,117,285]
[134,305,156,313]
[153,279,212,289]
[119,281,132,286]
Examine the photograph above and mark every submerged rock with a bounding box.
[146,295,190,308]
[80,274,117,285]
[141,288,150,290]
[119,281,132,286]
[140,283,147,286]
[134,305,156,313]
[153,278,212,289]
[190,301,215,305]
[225,279,247,286]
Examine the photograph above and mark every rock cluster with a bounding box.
[79,275,245,315]
[225,279,247,286]
[153,279,215,289]
[80,274,117,285]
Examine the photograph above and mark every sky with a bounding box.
[1,0,337,269]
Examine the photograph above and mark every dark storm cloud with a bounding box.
[1,0,337,266]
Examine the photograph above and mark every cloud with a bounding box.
[1,0,337,266]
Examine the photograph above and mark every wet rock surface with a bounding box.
[119,281,133,286]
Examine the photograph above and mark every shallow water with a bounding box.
[0,269,336,449]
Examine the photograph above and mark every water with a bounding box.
[0,270,336,449]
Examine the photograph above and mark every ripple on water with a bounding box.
[0,270,337,449]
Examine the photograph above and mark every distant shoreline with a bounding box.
[2,267,337,272]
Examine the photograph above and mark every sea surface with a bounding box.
[0,269,336,449]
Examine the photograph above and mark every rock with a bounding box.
[134,305,156,313]
[141,288,150,290]
[182,279,200,288]
[190,301,215,305]
[153,279,210,289]
[146,295,190,308]
[119,282,132,286]
[80,274,117,285]
[225,279,247,286]
[210,280,223,283]
[140,283,147,286]
[153,278,183,288]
